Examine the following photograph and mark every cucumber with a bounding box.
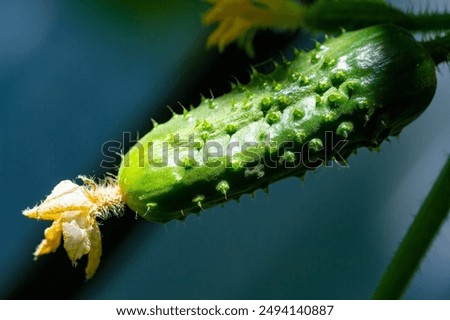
[118,24,436,223]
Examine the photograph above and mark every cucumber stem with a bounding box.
[407,12,450,33]
[303,0,411,32]
[303,1,450,33]
[422,33,450,65]
[372,157,450,299]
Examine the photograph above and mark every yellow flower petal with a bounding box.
[23,180,92,220]
[85,222,102,279]
[33,218,63,257]
[62,219,91,265]
[203,0,304,53]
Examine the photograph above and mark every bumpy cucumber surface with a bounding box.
[118,24,436,223]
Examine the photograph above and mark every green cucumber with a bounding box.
[118,24,436,223]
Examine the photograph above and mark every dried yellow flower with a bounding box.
[203,0,304,54]
[23,176,124,279]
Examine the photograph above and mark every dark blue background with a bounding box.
[1,0,450,299]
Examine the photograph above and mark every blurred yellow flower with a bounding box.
[203,0,304,54]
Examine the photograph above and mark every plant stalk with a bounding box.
[303,1,450,34]
[372,157,450,299]
[422,33,450,66]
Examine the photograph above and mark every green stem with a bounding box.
[303,0,450,33]
[408,12,450,32]
[372,157,450,299]
[422,33,450,65]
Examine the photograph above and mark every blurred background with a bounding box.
[1,0,450,299]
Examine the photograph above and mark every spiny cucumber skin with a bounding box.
[118,25,436,223]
